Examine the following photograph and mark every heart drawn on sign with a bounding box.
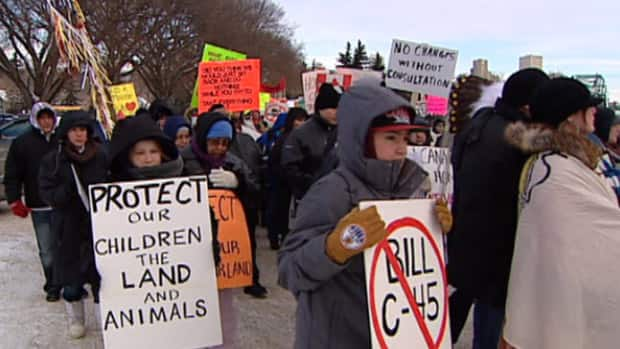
[125,102,137,111]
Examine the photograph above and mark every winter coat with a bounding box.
[281,113,337,200]
[181,113,260,212]
[503,121,620,349]
[39,112,107,287]
[229,131,263,212]
[109,113,220,266]
[278,83,429,349]
[3,102,59,208]
[448,99,528,308]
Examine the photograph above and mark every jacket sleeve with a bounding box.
[38,152,76,208]
[277,174,351,295]
[230,155,260,197]
[3,138,25,203]
[280,129,313,199]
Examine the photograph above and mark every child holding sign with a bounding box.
[278,82,452,349]
[181,112,260,348]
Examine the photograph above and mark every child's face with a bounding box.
[130,140,163,168]
[373,130,409,161]
[175,128,191,149]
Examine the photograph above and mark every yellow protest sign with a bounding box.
[108,83,139,120]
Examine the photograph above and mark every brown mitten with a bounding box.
[435,199,452,234]
[325,206,388,264]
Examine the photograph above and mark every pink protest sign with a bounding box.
[426,96,448,115]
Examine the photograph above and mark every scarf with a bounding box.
[64,140,98,164]
[127,156,184,180]
[191,138,225,172]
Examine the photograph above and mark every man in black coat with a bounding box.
[448,68,549,349]
[3,102,60,301]
[281,83,341,204]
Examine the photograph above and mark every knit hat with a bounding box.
[531,77,603,127]
[502,68,549,108]
[594,107,620,142]
[315,83,342,111]
[206,120,233,139]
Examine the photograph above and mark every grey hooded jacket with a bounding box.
[278,82,429,349]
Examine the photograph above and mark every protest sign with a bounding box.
[425,96,449,116]
[259,92,272,113]
[362,199,451,349]
[386,39,458,98]
[198,59,261,113]
[89,176,222,349]
[191,43,247,108]
[108,83,139,120]
[407,146,453,203]
[208,189,253,289]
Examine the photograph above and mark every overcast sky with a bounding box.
[275,0,620,101]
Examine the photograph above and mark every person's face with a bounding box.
[175,128,191,149]
[206,138,230,157]
[434,122,445,134]
[569,107,596,134]
[293,117,306,129]
[409,131,428,145]
[158,116,167,130]
[373,130,409,161]
[609,124,620,144]
[67,126,88,148]
[37,113,55,134]
[130,140,163,168]
[319,108,338,125]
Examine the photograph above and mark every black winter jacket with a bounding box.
[4,127,58,207]
[448,99,529,307]
[280,115,337,200]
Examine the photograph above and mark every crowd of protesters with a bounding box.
[3,69,620,348]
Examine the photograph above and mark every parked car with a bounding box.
[0,113,18,127]
[0,116,31,201]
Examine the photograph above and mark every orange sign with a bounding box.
[208,189,253,289]
[198,59,261,113]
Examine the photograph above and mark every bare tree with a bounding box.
[0,0,68,106]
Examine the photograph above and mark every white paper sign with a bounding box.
[362,199,451,349]
[386,39,458,98]
[89,176,222,349]
[407,146,453,203]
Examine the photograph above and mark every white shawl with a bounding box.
[504,151,620,349]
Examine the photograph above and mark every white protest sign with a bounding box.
[386,39,458,98]
[362,199,451,349]
[89,176,222,349]
[407,146,453,204]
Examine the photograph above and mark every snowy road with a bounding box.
[0,202,472,348]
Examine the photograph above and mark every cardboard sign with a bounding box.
[198,59,261,113]
[208,189,253,289]
[386,39,458,98]
[407,146,453,203]
[89,176,222,349]
[109,83,139,120]
[425,96,449,116]
[191,43,247,108]
[362,199,451,349]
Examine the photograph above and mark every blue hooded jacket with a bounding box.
[258,112,288,154]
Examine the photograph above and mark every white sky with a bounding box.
[275,0,620,101]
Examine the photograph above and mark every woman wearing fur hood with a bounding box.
[502,78,620,349]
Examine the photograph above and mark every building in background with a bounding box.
[519,55,543,70]
[471,59,489,79]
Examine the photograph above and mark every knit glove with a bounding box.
[10,200,31,218]
[435,199,452,234]
[326,206,388,264]
[209,168,239,189]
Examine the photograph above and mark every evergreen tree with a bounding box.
[352,40,369,69]
[337,41,353,67]
[370,52,385,71]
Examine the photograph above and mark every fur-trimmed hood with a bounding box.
[505,121,602,170]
